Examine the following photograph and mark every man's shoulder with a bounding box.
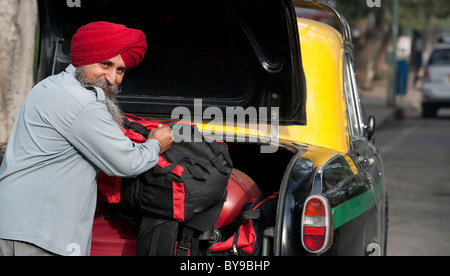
[43,68,101,106]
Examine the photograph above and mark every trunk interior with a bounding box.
[226,142,296,193]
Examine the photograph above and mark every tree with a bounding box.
[335,0,450,89]
[397,0,450,65]
[336,0,391,89]
[0,0,38,143]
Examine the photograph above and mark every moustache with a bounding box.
[75,67,122,96]
[86,78,122,96]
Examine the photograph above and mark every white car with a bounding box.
[421,43,450,117]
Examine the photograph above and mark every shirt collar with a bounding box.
[65,64,106,102]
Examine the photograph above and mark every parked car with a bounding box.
[36,0,387,256]
[421,43,450,117]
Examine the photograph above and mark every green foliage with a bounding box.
[398,0,450,30]
[335,0,388,24]
[335,0,450,30]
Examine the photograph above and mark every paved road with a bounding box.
[374,109,450,256]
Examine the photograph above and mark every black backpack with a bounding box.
[119,118,233,256]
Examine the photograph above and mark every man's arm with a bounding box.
[66,102,172,177]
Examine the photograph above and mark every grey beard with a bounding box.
[75,67,123,126]
[104,96,123,127]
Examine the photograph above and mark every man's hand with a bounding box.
[148,125,173,154]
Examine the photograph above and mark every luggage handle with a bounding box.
[122,118,151,138]
[140,160,183,185]
[149,156,209,180]
[175,156,209,181]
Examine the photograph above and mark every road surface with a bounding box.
[375,109,450,256]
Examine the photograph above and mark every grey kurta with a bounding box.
[0,65,160,255]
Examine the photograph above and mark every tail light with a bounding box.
[301,195,333,254]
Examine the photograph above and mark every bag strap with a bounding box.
[177,227,197,256]
[176,201,225,256]
[136,217,179,256]
[209,142,233,174]
[186,163,208,181]
[139,171,156,186]
[122,118,151,138]
[238,210,262,222]
[138,160,181,185]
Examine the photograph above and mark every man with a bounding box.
[0,22,173,256]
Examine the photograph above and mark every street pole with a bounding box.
[388,0,399,107]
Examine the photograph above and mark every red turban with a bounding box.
[70,21,147,69]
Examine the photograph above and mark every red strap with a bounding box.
[157,156,185,177]
[120,113,166,143]
[172,181,185,222]
[209,221,256,254]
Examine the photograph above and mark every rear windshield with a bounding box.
[429,48,450,65]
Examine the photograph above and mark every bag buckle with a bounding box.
[177,228,194,256]
[178,241,191,252]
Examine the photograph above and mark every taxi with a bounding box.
[35,0,387,256]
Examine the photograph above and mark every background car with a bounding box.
[421,43,450,117]
[36,0,387,256]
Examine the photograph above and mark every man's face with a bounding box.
[75,55,126,125]
[77,55,126,96]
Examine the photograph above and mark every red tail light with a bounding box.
[301,195,333,254]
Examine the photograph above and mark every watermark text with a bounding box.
[67,0,81,8]
[171,99,279,153]
[367,0,381,8]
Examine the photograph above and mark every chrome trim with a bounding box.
[292,0,353,45]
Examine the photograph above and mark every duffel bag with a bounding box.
[120,121,233,223]
[96,114,233,256]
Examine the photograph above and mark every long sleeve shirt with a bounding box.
[0,65,160,256]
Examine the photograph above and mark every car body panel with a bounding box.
[422,65,450,99]
[276,141,385,256]
[280,18,348,152]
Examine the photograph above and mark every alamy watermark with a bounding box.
[67,0,81,8]
[367,0,381,8]
[171,99,280,153]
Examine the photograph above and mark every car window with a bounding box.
[429,49,450,65]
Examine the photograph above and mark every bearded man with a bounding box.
[0,22,173,256]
